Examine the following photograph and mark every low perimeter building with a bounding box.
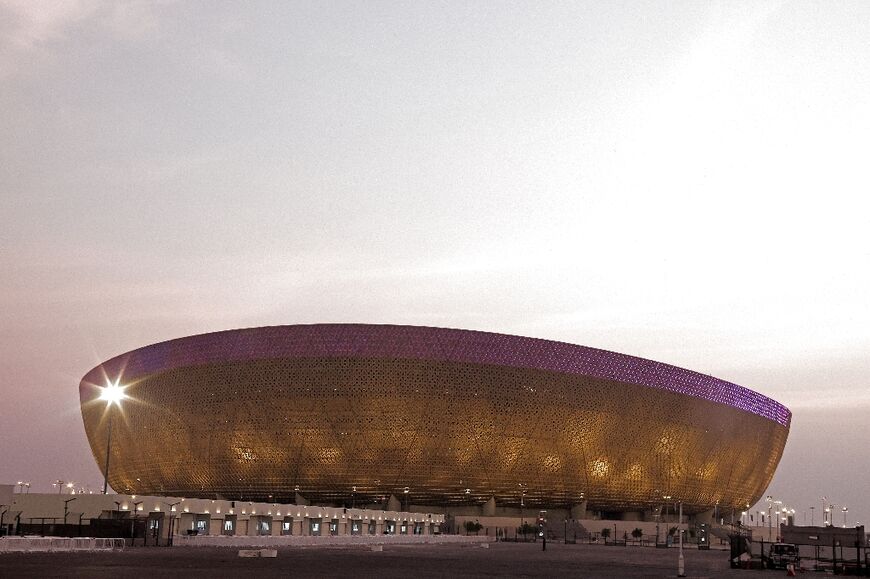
[0,484,443,541]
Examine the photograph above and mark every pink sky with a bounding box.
[2,1,869,525]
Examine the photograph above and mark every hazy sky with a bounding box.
[2,1,868,525]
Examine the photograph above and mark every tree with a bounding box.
[600,527,611,539]
[464,520,483,535]
[518,522,536,537]
[631,528,643,540]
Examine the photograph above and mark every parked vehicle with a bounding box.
[764,543,799,570]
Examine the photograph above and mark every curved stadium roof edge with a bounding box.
[81,323,791,428]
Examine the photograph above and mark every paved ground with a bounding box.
[0,541,783,578]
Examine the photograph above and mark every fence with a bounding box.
[0,537,125,553]
[731,535,869,574]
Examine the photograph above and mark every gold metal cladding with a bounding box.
[80,356,787,513]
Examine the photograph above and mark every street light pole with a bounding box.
[98,379,127,494]
[132,501,143,544]
[656,507,660,544]
[63,498,77,524]
[103,411,113,494]
[520,490,525,529]
[165,501,181,546]
[678,501,685,577]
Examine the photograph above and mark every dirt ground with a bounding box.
[0,541,785,578]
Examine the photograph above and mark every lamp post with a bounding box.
[810,506,815,526]
[520,487,526,530]
[103,412,114,494]
[774,500,782,540]
[677,501,685,577]
[63,498,77,524]
[99,380,127,494]
[842,507,848,528]
[662,495,671,536]
[403,487,410,512]
[655,506,661,544]
[164,501,181,546]
[132,500,143,543]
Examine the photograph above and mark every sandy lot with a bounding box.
[0,540,779,578]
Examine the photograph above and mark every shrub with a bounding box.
[631,528,643,539]
[601,528,611,539]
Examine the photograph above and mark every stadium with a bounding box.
[79,324,790,519]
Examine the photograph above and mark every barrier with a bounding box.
[0,537,125,553]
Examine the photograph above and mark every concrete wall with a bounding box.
[454,514,688,540]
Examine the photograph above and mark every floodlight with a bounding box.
[99,380,127,406]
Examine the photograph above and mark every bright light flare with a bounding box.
[99,380,127,406]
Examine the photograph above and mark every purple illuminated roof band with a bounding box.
[82,324,791,427]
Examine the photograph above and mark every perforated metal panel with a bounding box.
[79,324,789,513]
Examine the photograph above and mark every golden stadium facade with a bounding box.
[79,324,790,514]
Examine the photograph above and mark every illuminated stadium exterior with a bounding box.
[79,324,790,516]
